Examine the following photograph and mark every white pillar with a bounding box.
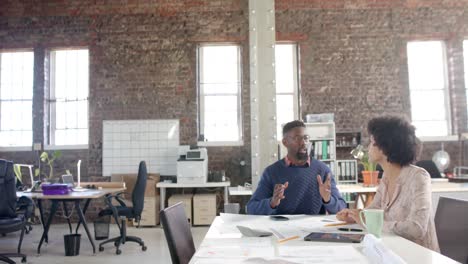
[249,0,277,190]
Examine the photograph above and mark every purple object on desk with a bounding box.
[42,183,71,195]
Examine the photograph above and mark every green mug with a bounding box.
[359,209,384,238]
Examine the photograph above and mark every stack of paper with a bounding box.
[362,234,407,264]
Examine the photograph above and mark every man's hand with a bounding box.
[270,182,289,208]
[317,174,331,203]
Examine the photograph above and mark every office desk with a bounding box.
[190,215,457,264]
[156,181,230,211]
[18,188,125,254]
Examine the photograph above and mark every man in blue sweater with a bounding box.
[247,120,346,215]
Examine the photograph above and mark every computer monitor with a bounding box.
[434,196,468,264]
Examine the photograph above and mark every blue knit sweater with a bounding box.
[247,158,346,215]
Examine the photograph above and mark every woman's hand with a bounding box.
[336,209,358,223]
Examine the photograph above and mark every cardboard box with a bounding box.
[111,173,160,198]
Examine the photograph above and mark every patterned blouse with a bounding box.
[368,165,440,252]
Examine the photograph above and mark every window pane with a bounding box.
[407,41,445,90]
[275,43,299,139]
[407,41,449,136]
[413,121,448,137]
[198,44,241,142]
[463,40,468,128]
[51,49,89,145]
[203,95,239,141]
[275,44,296,93]
[276,94,294,138]
[200,45,239,94]
[410,90,447,121]
[0,51,33,147]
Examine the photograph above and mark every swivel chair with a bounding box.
[98,161,148,255]
[415,160,442,178]
[0,159,34,264]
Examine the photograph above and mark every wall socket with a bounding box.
[33,142,42,151]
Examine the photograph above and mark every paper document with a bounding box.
[362,234,407,264]
[195,246,275,259]
[278,245,367,263]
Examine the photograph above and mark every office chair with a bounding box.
[435,196,468,264]
[160,202,196,264]
[0,159,34,264]
[415,160,441,178]
[98,161,148,255]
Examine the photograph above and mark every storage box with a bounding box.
[168,194,193,224]
[42,184,71,195]
[193,194,217,225]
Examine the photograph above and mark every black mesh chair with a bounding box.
[435,196,468,264]
[0,159,34,264]
[160,202,195,264]
[415,160,441,178]
[98,161,148,255]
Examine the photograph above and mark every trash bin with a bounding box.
[94,215,110,240]
[224,203,240,214]
[64,234,81,256]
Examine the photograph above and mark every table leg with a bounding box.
[75,200,96,254]
[37,200,48,243]
[37,200,59,254]
[224,186,228,203]
[160,187,166,211]
[75,199,91,233]
[364,193,375,207]
[63,201,73,234]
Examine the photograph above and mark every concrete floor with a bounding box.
[0,223,209,264]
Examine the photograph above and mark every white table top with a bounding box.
[190,215,457,264]
[17,188,125,200]
[156,181,230,188]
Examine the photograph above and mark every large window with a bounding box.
[275,43,300,138]
[0,51,33,147]
[49,49,89,146]
[407,41,450,137]
[198,44,242,144]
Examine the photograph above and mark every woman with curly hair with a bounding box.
[336,116,439,251]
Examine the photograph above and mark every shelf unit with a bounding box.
[336,159,358,184]
[305,122,336,175]
[336,132,361,148]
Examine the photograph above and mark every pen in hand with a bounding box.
[338,227,364,232]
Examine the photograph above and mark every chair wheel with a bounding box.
[116,249,121,255]
[99,246,104,252]
[21,257,27,263]
[142,245,147,251]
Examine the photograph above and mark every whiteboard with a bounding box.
[102,119,179,176]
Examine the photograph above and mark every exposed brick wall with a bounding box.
[2,1,468,218]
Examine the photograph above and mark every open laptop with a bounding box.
[62,175,88,192]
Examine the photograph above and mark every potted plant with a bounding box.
[35,150,63,183]
[350,145,379,187]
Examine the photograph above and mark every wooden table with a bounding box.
[18,188,125,254]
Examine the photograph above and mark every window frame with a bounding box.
[406,40,453,140]
[47,47,89,149]
[197,43,243,146]
[0,49,34,150]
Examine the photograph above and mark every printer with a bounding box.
[177,147,208,184]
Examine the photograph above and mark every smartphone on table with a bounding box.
[270,215,289,221]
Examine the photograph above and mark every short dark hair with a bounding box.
[367,116,418,166]
[282,120,305,137]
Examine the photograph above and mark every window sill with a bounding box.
[0,146,32,152]
[419,135,459,142]
[44,144,88,150]
[197,141,244,147]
